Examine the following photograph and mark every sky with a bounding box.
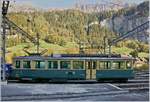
[12,0,146,9]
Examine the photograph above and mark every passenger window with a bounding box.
[105,61,111,69]
[112,61,125,69]
[99,61,105,69]
[99,61,110,69]
[23,61,31,68]
[112,62,119,69]
[16,60,20,68]
[73,61,84,69]
[60,61,71,69]
[48,61,58,69]
[35,61,45,69]
[120,62,125,69]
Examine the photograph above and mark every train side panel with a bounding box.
[9,69,86,80]
[96,69,134,80]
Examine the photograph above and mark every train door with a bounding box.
[86,61,96,80]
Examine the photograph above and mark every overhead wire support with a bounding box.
[1,0,10,81]
[4,17,38,45]
[108,21,149,56]
[2,1,47,56]
[109,21,149,46]
[5,16,48,56]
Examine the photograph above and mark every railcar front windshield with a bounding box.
[126,61,132,69]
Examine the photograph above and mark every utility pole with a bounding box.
[1,1,9,81]
[1,16,6,81]
[108,45,111,57]
[103,36,106,54]
[36,32,39,54]
[108,39,112,57]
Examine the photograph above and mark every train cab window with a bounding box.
[48,61,58,69]
[23,61,31,68]
[126,61,132,69]
[60,61,71,69]
[15,60,20,68]
[35,61,45,69]
[73,61,84,69]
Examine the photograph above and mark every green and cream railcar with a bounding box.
[9,54,134,81]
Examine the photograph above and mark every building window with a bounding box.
[35,61,45,69]
[73,61,84,69]
[16,60,20,68]
[23,61,31,68]
[60,61,71,69]
[48,61,58,69]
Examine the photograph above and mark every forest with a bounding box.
[5,1,149,70]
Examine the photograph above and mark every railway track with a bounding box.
[113,83,149,91]
[113,70,149,92]
[134,71,149,79]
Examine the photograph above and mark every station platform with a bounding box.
[1,81,7,85]
[2,83,124,97]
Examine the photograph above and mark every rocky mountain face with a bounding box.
[7,1,149,43]
[100,1,149,43]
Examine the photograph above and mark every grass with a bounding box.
[112,46,134,55]
[138,52,149,58]
[7,43,28,52]
[5,41,149,63]
[6,40,79,57]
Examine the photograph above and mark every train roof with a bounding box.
[13,54,135,61]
